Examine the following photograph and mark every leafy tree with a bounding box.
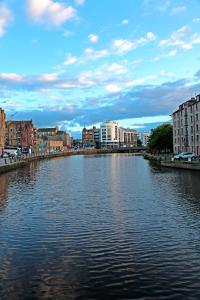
[137,138,142,147]
[148,123,173,153]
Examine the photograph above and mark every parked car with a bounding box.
[173,152,195,160]
[4,148,20,157]
[1,152,10,158]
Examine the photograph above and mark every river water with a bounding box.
[0,154,200,299]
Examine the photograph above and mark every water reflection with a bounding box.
[0,155,200,299]
[0,175,8,211]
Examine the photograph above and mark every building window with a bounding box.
[197,124,199,132]
[196,114,198,121]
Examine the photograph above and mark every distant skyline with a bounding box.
[0,0,200,137]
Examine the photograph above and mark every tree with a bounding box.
[148,123,173,153]
[137,138,142,147]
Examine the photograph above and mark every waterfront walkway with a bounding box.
[144,153,200,171]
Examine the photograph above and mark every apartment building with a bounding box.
[37,127,58,137]
[172,94,200,155]
[119,128,137,147]
[100,120,119,148]
[37,127,71,152]
[82,127,96,147]
[57,130,72,149]
[138,132,150,147]
[5,120,37,150]
[0,108,6,154]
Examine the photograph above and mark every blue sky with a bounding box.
[0,0,200,137]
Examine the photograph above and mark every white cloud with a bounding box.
[84,48,108,60]
[159,26,190,48]
[106,63,127,74]
[78,72,96,86]
[112,32,156,54]
[27,0,76,26]
[193,18,200,24]
[191,33,200,45]
[146,32,156,41]
[0,4,13,37]
[159,26,200,51]
[170,6,186,15]
[105,84,121,93]
[88,34,99,43]
[38,73,58,82]
[56,82,77,89]
[121,19,129,25]
[112,39,135,54]
[167,49,177,56]
[0,73,24,82]
[172,26,190,39]
[181,44,193,50]
[125,78,145,87]
[74,0,85,5]
[152,49,177,61]
[64,53,78,65]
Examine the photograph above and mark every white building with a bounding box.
[138,132,150,147]
[172,94,200,155]
[100,120,119,148]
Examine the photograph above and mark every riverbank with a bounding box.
[144,153,200,171]
[0,149,143,175]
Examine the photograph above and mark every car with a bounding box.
[1,152,10,158]
[173,152,195,160]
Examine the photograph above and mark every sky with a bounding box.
[0,0,200,137]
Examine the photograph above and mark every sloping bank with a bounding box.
[0,149,137,175]
[144,153,200,171]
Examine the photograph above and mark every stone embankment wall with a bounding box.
[144,153,200,171]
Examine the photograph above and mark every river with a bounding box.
[0,154,200,299]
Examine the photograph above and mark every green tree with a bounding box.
[148,123,173,153]
[137,138,142,147]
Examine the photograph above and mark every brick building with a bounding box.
[5,120,37,151]
[82,127,96,147]
[37,127,71,152]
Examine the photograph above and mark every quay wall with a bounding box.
[161,162,200,171]
[144,153,200,171]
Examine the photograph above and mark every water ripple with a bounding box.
[1,155,200,299]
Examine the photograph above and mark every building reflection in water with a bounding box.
[0,174,8,211]
[170,169,200,213]
[0,161,39,212]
